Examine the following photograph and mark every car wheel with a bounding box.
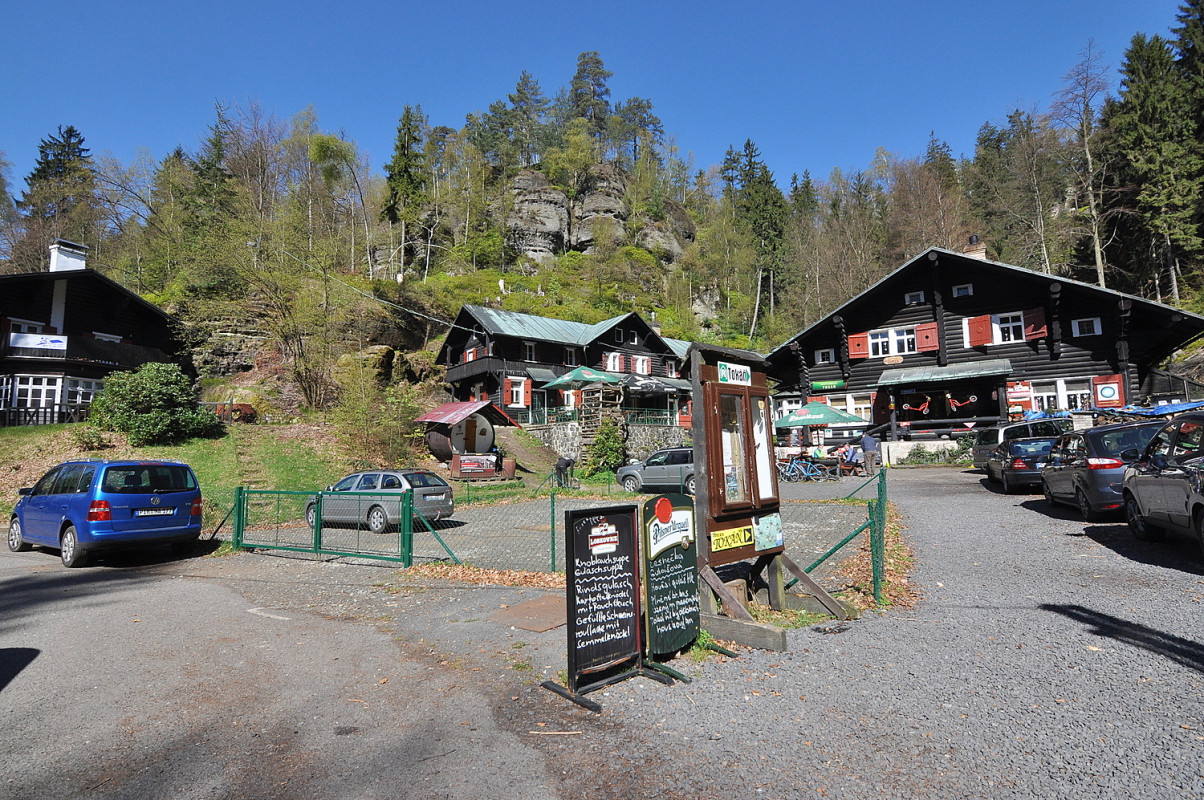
[1194,508,1204,559]
[60,525,87,568]
[622,476,641,493]
[1076,489,1100,523]
[685,475,696,495]
[1041,480,1056,506]
[366,505,390,534]
[8,517,30,552]
[985,465,999,484]
[1001,471,1014,494]
[305,503,317,529]
[1124,493,1163,542]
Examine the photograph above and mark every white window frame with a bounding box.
[904,291,925,305]
[1031,378,1092,412]
[64,377,102,405]
[868,327,917,357]
[463,347,477,363]
[1071,317,1101,337]
[952,283,974,298]
[815,348,836,365]
[14,375,61,408]
[93,332,123,343]
[604,352,622,372]
[665,359,678,378]
[507,376,526,407]
[614,329,625,343]
[564,346,579,366]
[8,318,45,333]
[992,312,1024,344]
[523,341,536,362]
[633,356,651,375]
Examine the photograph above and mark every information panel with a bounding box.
[564,505,641,689]
[642,494,699,656]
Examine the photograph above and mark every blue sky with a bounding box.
[0,1,1184,194]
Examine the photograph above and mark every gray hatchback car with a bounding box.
[617,447,695,494]
[305,469,454,532]
[1041,420,1163,520]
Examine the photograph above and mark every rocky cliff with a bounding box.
[506,164,695,263]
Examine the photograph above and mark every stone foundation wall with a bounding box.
[525,422,581,461]
[625,425,691,461]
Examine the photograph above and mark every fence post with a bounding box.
[549,491,557,572]
[872,470,887,605]
[313,492,322,551]
[232,486,245,549]
[401,490,413,568]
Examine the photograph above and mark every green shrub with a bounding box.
[579,417,626,477]
[89,363,224,446]
[68,424,110,451]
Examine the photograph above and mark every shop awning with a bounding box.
[877,359,1013,387]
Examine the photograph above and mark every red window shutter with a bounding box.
[523,379,532,406]
[848,332,869,359]
[1024,307,1047,340]
[916,322,940,352]
[503,377,511,401]
[968,315,993,347]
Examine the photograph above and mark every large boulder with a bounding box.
[507,170,569,264]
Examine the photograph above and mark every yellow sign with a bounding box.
[712,524,754,552]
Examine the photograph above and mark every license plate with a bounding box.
[135,508,174,516]
[1036,462,1045,470]
[427,494,445,501]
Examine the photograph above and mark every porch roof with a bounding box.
[876,358,1013,387]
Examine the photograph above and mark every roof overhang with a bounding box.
[877,358,1013,387]
[416,400,518,427]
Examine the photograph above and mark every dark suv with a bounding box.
[616,447,695,494]
[8,459,203,567]
[1121,412,1204,554]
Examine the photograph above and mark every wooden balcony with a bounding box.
[2,334,170,370]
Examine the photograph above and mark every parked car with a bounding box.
[305,469,454,533]
[1121,412,1204,554]
[616,447,695,494]
[1041,420,1164,521]
[985,436,1058,493]
[973,418,1075,469]
[8,459,203,568]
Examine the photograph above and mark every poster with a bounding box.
[642,495,699,655]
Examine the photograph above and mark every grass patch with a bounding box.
[747,602,833,628]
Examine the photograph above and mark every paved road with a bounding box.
[3,468,1200,798]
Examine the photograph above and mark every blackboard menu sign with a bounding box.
[642,494,700,655]
[564,505,641,691]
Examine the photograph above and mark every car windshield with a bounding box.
[405,472,448,488]
[1091,424,1161,456]
[1008,439,1055,457]
[102,464,197,493]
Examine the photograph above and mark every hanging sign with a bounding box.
[811,380,847,391]
[642,495,699,656]
[564,505,641,689]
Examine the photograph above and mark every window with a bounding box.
[993,313,1024,343]
[604,352,622,372]
[1032,379,1092,412]
[1174,421,1204,459]
[463,347,477,363]
[508,377,526,406]
[633,356,651,375]
[64,378,101,406]
[868,327,917,357]
[1071,318,1101,337]
[665,359,678,378]
[952,284,973,298]
[9,319,45,333]
[357,474,380,490]
[523,341,536,362]
[614,329,625,343]
[564,347,579,366]
[904,291,925,305]
[815,348,836,365]
[719,394,748,505]
[14,376,59,408]
[93,332,123,343]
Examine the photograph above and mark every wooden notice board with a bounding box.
[564,505,641,691]
[641,494,700,656]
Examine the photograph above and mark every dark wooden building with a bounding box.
[765,247,1204,440]
[0,241,181,425]
[438,304,692,426]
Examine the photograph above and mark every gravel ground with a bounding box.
[591,467,1204,798]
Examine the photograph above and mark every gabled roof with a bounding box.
[767,247,1204,365]
[0,268,174,323]
[450,304,689,356]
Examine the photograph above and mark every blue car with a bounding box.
[8,459,203,567]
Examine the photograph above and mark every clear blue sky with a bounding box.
[0,1,1184,195]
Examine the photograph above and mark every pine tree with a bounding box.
[13,125,98,270]
[508,72,548,167]
[382,106,429,279]
[569,51,612,148]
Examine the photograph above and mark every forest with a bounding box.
[2,3,1204,414]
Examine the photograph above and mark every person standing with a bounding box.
[860,431,880,475]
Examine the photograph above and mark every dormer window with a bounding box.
[1071,317,1101,337]
[815,348,836,365]
[904,291,925,305]
[614,329,625,343]
[952,283,973,298]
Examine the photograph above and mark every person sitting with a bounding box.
[842,446,864,476]
[808,443,825,460]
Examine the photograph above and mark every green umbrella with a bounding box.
[541,365,621,388]
[775,401,864,428]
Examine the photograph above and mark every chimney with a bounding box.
[648,312,662,336]
[963,235,987,261]
[49,239,88,272]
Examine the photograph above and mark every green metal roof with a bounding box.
[877,358,1013,387]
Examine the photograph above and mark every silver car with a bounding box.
[1041,421,1163,520]
[973,418,1075,469]
[616,447,695,494]
[305,469,454,533]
